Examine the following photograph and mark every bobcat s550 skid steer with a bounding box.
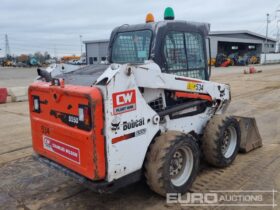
[29,8,262,196]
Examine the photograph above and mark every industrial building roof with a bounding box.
[83,30,276,44]
[209,30,276,42]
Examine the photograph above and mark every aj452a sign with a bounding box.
[112,89,136,115]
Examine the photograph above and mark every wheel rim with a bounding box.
[169,147,193,187]
[221,125,237,158]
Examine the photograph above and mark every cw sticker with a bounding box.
[112,89,136,115]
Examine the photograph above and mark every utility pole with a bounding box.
[277,20,280,53]
[53,45,57,59]
[5,34,11,58]
[276,10,280,53]
[264,13,270,64]
[79,35,83,56]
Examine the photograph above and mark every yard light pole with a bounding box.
[264,13,270,64]
[277,20,280,53]
[276,10,280,53]
[79,35,83,56]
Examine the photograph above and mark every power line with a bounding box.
[11,43,80,50]
[254,22,267,34]
[11,40,80,47]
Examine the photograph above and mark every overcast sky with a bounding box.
[0,0,280,57]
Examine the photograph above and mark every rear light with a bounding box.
[83,107,90,126]
[32,96,40,113]
[78,107,84,122]
[78,105,91,129]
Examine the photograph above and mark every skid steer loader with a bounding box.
[29,8,262,196]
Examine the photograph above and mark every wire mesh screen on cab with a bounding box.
[112,30,152,64]
[164,31,206,79]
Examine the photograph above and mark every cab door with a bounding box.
[162,31,207,80]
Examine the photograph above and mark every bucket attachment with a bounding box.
[233,116,262,153]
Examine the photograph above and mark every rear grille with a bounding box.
[148,97,164,113]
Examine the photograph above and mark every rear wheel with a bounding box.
[145,131,200,196]
[202,115,240,167]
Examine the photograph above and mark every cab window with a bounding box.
[164,32,187,71]
[112,30,152,64]
[185,32,205,70]
[163,31,206,79]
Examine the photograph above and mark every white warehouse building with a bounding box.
[84,39,109,65]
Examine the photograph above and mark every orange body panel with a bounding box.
[175,91,212,101]
[29,82,105,180]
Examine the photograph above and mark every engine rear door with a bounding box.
[29,82,105,180]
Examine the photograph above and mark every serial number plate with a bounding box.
[187,82,204,91]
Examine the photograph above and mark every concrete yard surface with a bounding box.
[0,102,32,164]
[0,65,279,210]
[0,67,37,88]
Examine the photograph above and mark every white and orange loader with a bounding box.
[29,8,262,196]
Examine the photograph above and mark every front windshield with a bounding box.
[112,30,152,64]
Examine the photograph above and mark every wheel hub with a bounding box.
[170,151,184,176]
[169,147,194,187]
[221,126,237,158]
[222,129,231,152]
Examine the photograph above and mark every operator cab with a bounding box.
[38,8,211,85]
[108,9,210,80]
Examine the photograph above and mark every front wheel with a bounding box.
[202,115,241,167]
[145,131,200,196]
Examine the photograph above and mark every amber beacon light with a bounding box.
[146,13,155,23]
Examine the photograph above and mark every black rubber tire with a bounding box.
[202,115,241,168]
[145,131,200,197]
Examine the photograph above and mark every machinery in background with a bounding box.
[214,52,260,67]
[29,57,41,67]
[61,56,81,64]
[2,59,15,67]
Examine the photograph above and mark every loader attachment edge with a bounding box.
[234,116,262,153]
